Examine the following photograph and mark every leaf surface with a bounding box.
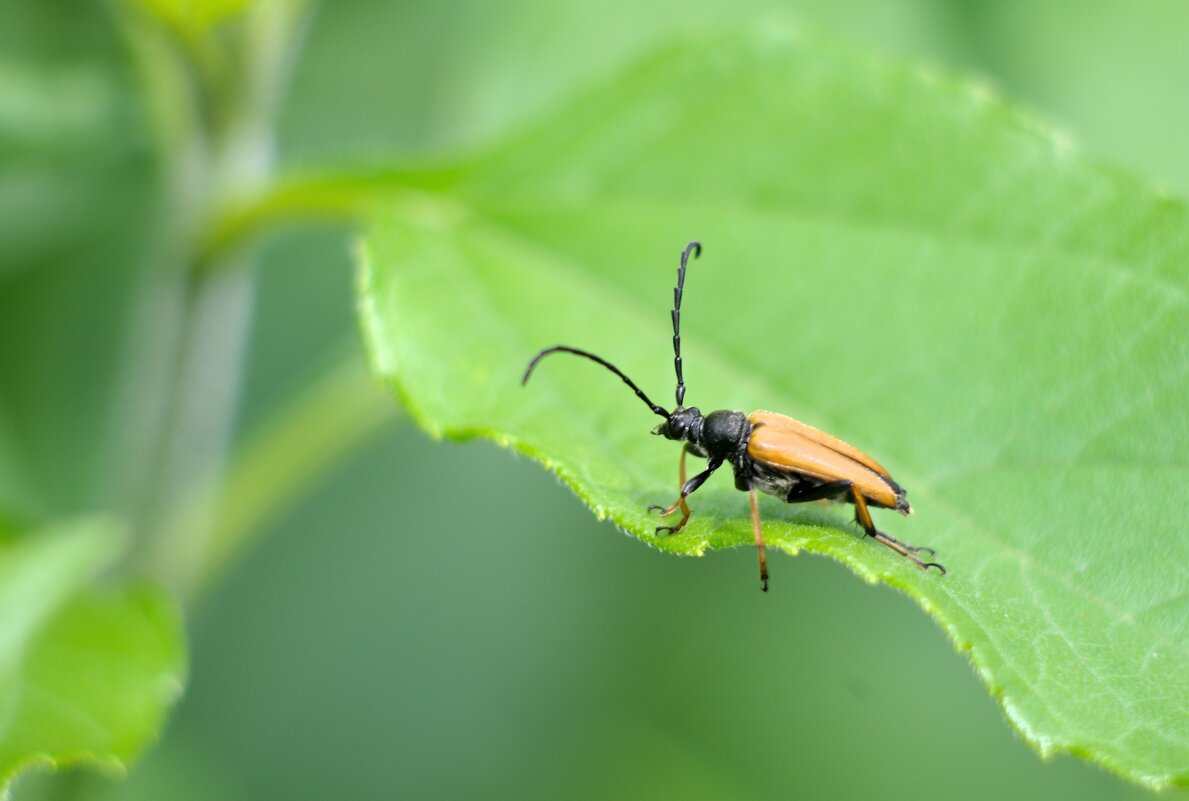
[358,28,1189,788]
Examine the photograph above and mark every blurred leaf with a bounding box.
[358,27,1189,789]
[0,8,158,521]
[0,60,115,151]
[941,0,1189,197]
[0,56,144,282]
[0,519,186,792]
[278,0,964,161]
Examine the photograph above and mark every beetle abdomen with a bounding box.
[749,461,821,500]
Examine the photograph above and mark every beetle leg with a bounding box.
[749,488,769,592]
[677,448,691,520]
[790,479,933,556]
[648,449,693,517]
[850,486,946,574]
[648,449,692,533]
[649,457,722,535]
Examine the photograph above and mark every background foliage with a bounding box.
[2,0,1186,799]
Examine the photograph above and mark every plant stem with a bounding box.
[108,1,313,592]
[138,265,255,592]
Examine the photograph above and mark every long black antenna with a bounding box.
[672,241,701,408]
[522,345,670,418]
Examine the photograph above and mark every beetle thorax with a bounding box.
[656,407,751,462]
[700,409,750,459]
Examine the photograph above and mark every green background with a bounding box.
[5,1,1185,798]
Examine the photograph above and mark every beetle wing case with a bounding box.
[746,410,909,513]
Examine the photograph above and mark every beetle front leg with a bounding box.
[649,456,722,535]
[647,448,688,520]
[669,449,693,520]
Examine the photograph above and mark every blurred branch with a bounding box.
[156,354,398,600]
[197,165,465,271]
[197,175,372,270]
[107,0,320,591]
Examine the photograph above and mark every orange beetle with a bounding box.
[523,241,944,591]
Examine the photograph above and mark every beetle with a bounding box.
[522,241,945,591]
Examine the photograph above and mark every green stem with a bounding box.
[137,267,254,586]
[106,1,316,590]
[196,165,466,272]
[197,176,371,272]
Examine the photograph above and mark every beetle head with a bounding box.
[653,406,703,443]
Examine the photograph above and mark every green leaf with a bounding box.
[0,518,186,791]
[356,27,1189,789]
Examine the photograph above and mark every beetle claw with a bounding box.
[656,518,690,536]
[649,499,683,517]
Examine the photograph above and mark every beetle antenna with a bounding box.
[672,241,701,409]
[522,345,670,418]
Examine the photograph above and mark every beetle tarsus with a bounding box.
[656,499,694,537]
[654,516,689,536]
[871,529,946,575]
[878,530,936,558]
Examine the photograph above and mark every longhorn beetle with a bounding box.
[522,241,945,591]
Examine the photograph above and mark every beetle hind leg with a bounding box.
[850,487,946,575]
